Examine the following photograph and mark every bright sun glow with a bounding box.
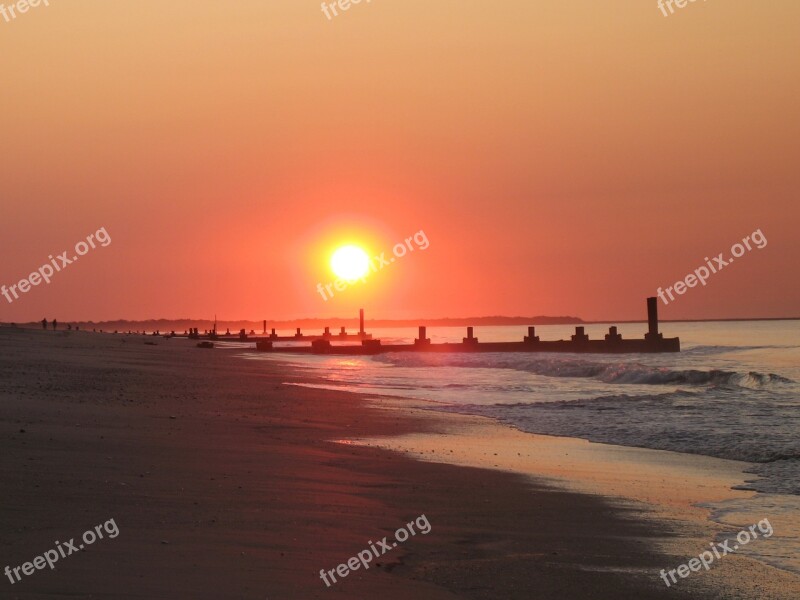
[331,245,371,281]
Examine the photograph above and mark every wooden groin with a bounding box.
[253,298,680,355]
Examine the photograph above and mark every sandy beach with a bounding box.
[0,327,795,599]
[348,400,800,599]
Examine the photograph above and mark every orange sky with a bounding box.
[1,1,798,322]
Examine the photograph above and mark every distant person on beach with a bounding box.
[42,318,47,330]
[52,319,57,330]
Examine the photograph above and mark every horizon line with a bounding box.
[3,316,800,327]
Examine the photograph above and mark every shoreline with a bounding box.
[1,328,796,598]
[330,394,800,595]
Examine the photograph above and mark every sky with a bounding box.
[1,0,798,323]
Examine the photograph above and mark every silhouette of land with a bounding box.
[11,315,584,333]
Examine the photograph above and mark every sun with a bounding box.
[331,245,371,281]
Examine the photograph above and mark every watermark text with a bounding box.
[657,228,766,306]
[1,227,112,305]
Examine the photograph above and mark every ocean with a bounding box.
[237,320,800,574]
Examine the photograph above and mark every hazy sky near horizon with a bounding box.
[1,0,798,322]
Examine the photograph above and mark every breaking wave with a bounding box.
[374,353,792,389]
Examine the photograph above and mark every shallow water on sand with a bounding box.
[241,320,800,576]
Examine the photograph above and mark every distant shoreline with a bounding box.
[3,315,799,332]
[3,316,585,331]
[589,316,800,324]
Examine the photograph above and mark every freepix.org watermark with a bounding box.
[0,0,51,25]
[316,230,429,302]
[319,514,432,587]
[658,0,707,18]
[4,518,119,585]
[321,0,372,21]
[659,519,773,587]
[656,228,766,306]
[1,227,111,305]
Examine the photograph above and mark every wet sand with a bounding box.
[348,399,800,599]
[0,327,789,598]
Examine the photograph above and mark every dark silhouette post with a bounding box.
[359,309,365,336]
[52,319,57,331]
[311,339,332,353]
[524,326,540,343]
[571,326,589,342]
[263,320,267,334]
[645,296,663,342]
[605,326,622,343]
[42,318,47,330]
[462,327,478,345]
[362,338,382,352]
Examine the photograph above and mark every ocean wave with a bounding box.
[682,345,770,355]
[754,453,800,464]
[442,391,800,478]
[374,353,793,389]
[680,344,800,354]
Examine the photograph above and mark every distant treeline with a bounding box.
[12,315,584,332]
